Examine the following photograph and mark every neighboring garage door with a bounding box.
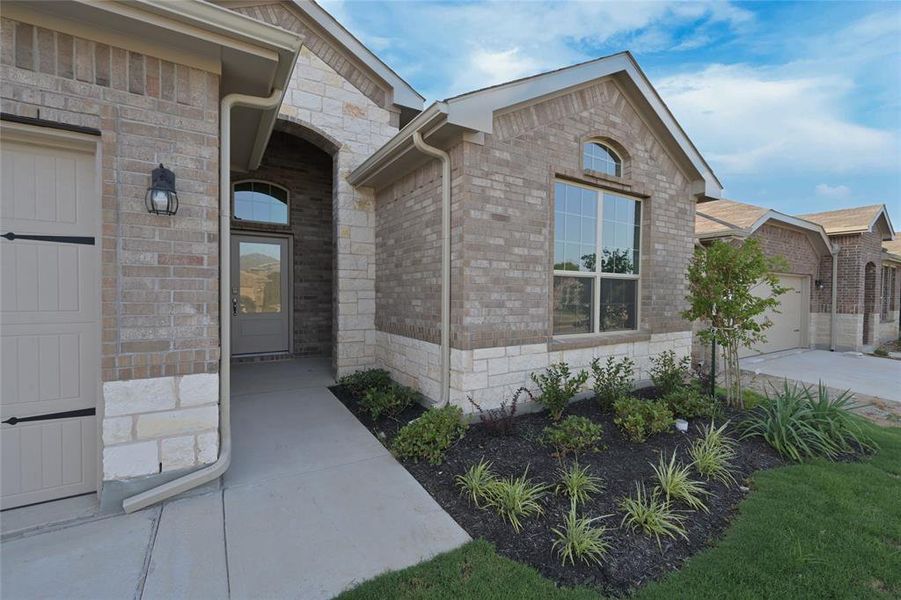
[1,127,99,509]
[740,273,807,358]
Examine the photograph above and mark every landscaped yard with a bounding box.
[331,352,897,598]
[336,418,900,599]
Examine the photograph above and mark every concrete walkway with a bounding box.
[1,359,469,599]
[740,349,901,403]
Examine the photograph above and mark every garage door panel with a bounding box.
[1,324,94,417]
[741,274,807,357]
[1,132,99,509]
[1,241,96,324]
[0,416,97,509]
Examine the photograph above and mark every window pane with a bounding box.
[554,182,597,272]
[583,142,621,177]
[599,278,637,332]
[239,242,282,314]
[554,276,594,335]
[601,194,641,274]
[233,182,288,225]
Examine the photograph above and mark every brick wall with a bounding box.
[459,78,696,349]
[1,18,222,478]
[231,130,333,357]
[751,223,824,311]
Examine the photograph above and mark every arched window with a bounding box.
[583,142,622,177]
[233,181,289,225]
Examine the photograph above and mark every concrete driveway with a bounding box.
[740,349,901,404]
[1,359,468,599]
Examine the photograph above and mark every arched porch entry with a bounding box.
[229,119,338,360]
[863,261,876,346]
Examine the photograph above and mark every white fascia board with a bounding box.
[290,0,424,111]
[870,205,895,240]
[749,211,833,255]
[443,52,723,198]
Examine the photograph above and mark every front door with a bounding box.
[230,234,290,355]
[1,129,99,509]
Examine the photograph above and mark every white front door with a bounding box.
[230,234,291,355]
[1,129,99,509]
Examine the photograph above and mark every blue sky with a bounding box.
[320,0,900,217]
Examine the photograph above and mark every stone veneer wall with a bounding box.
[231,3,400,376]
[231,130,333,357]
[375,330,692,409]
[2,18,221,480]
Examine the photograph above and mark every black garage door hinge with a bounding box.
[2,232,95,245]
[2,408,96,426]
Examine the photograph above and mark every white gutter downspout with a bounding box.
[412,131,451,406]
[123,88,284,513]
[830,244,840,352]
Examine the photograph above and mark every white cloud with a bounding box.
[815,184,852,200]
[657,63,898,176]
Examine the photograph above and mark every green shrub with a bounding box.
[338,368,392,396]
[455,459,496,507]
[530,362,589,421]
[664,385,721,419]
[485,468,549,533]
[873,347,888,357]
[613,397,674,443]
[649,350,691,396]
[360,383,418,420]
[620,482,688,546]
[689,421,737,485]
[541,416,604,458]
[555,461,603,507]
[392,405,467,465]
[590,356,635,411]
[551,500,611,566]
[651,451,709,512]
[739,381,874,461]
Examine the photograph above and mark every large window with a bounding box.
[553,181,641,335]
[583,142,622,177]
[233,181,289,225]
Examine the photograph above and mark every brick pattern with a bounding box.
[231,130,333,357]
[752,223,823,311]
[2,18,221,382]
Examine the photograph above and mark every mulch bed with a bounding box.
[331,385,785,596]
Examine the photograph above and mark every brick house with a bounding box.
[693,199,899,363]
[3,0,718,511]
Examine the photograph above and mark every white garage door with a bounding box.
[741,273,807,358]
[1,127,99,509]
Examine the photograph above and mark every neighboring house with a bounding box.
[694,199,833,358]
[0,0,717,512]
[799,205,898,350]
[693,200,899,362]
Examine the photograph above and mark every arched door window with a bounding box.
[233,181,289,225]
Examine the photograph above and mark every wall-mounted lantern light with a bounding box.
[815,279,824,291]
[145,163,179,215]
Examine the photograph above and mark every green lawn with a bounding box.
[338,423,901,600]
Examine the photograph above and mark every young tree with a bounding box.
[683,239,787,408]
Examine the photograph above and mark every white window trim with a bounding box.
[232,179,291,226]
[582,141,623,178]
[553,179,642,337]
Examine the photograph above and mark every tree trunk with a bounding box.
[722,342,744,409]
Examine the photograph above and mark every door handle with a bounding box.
[232,297,238,316]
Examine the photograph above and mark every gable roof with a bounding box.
[350,51,722,198]
[695,198,832,255]
[799,204,895,240]
[884,233,901,263]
